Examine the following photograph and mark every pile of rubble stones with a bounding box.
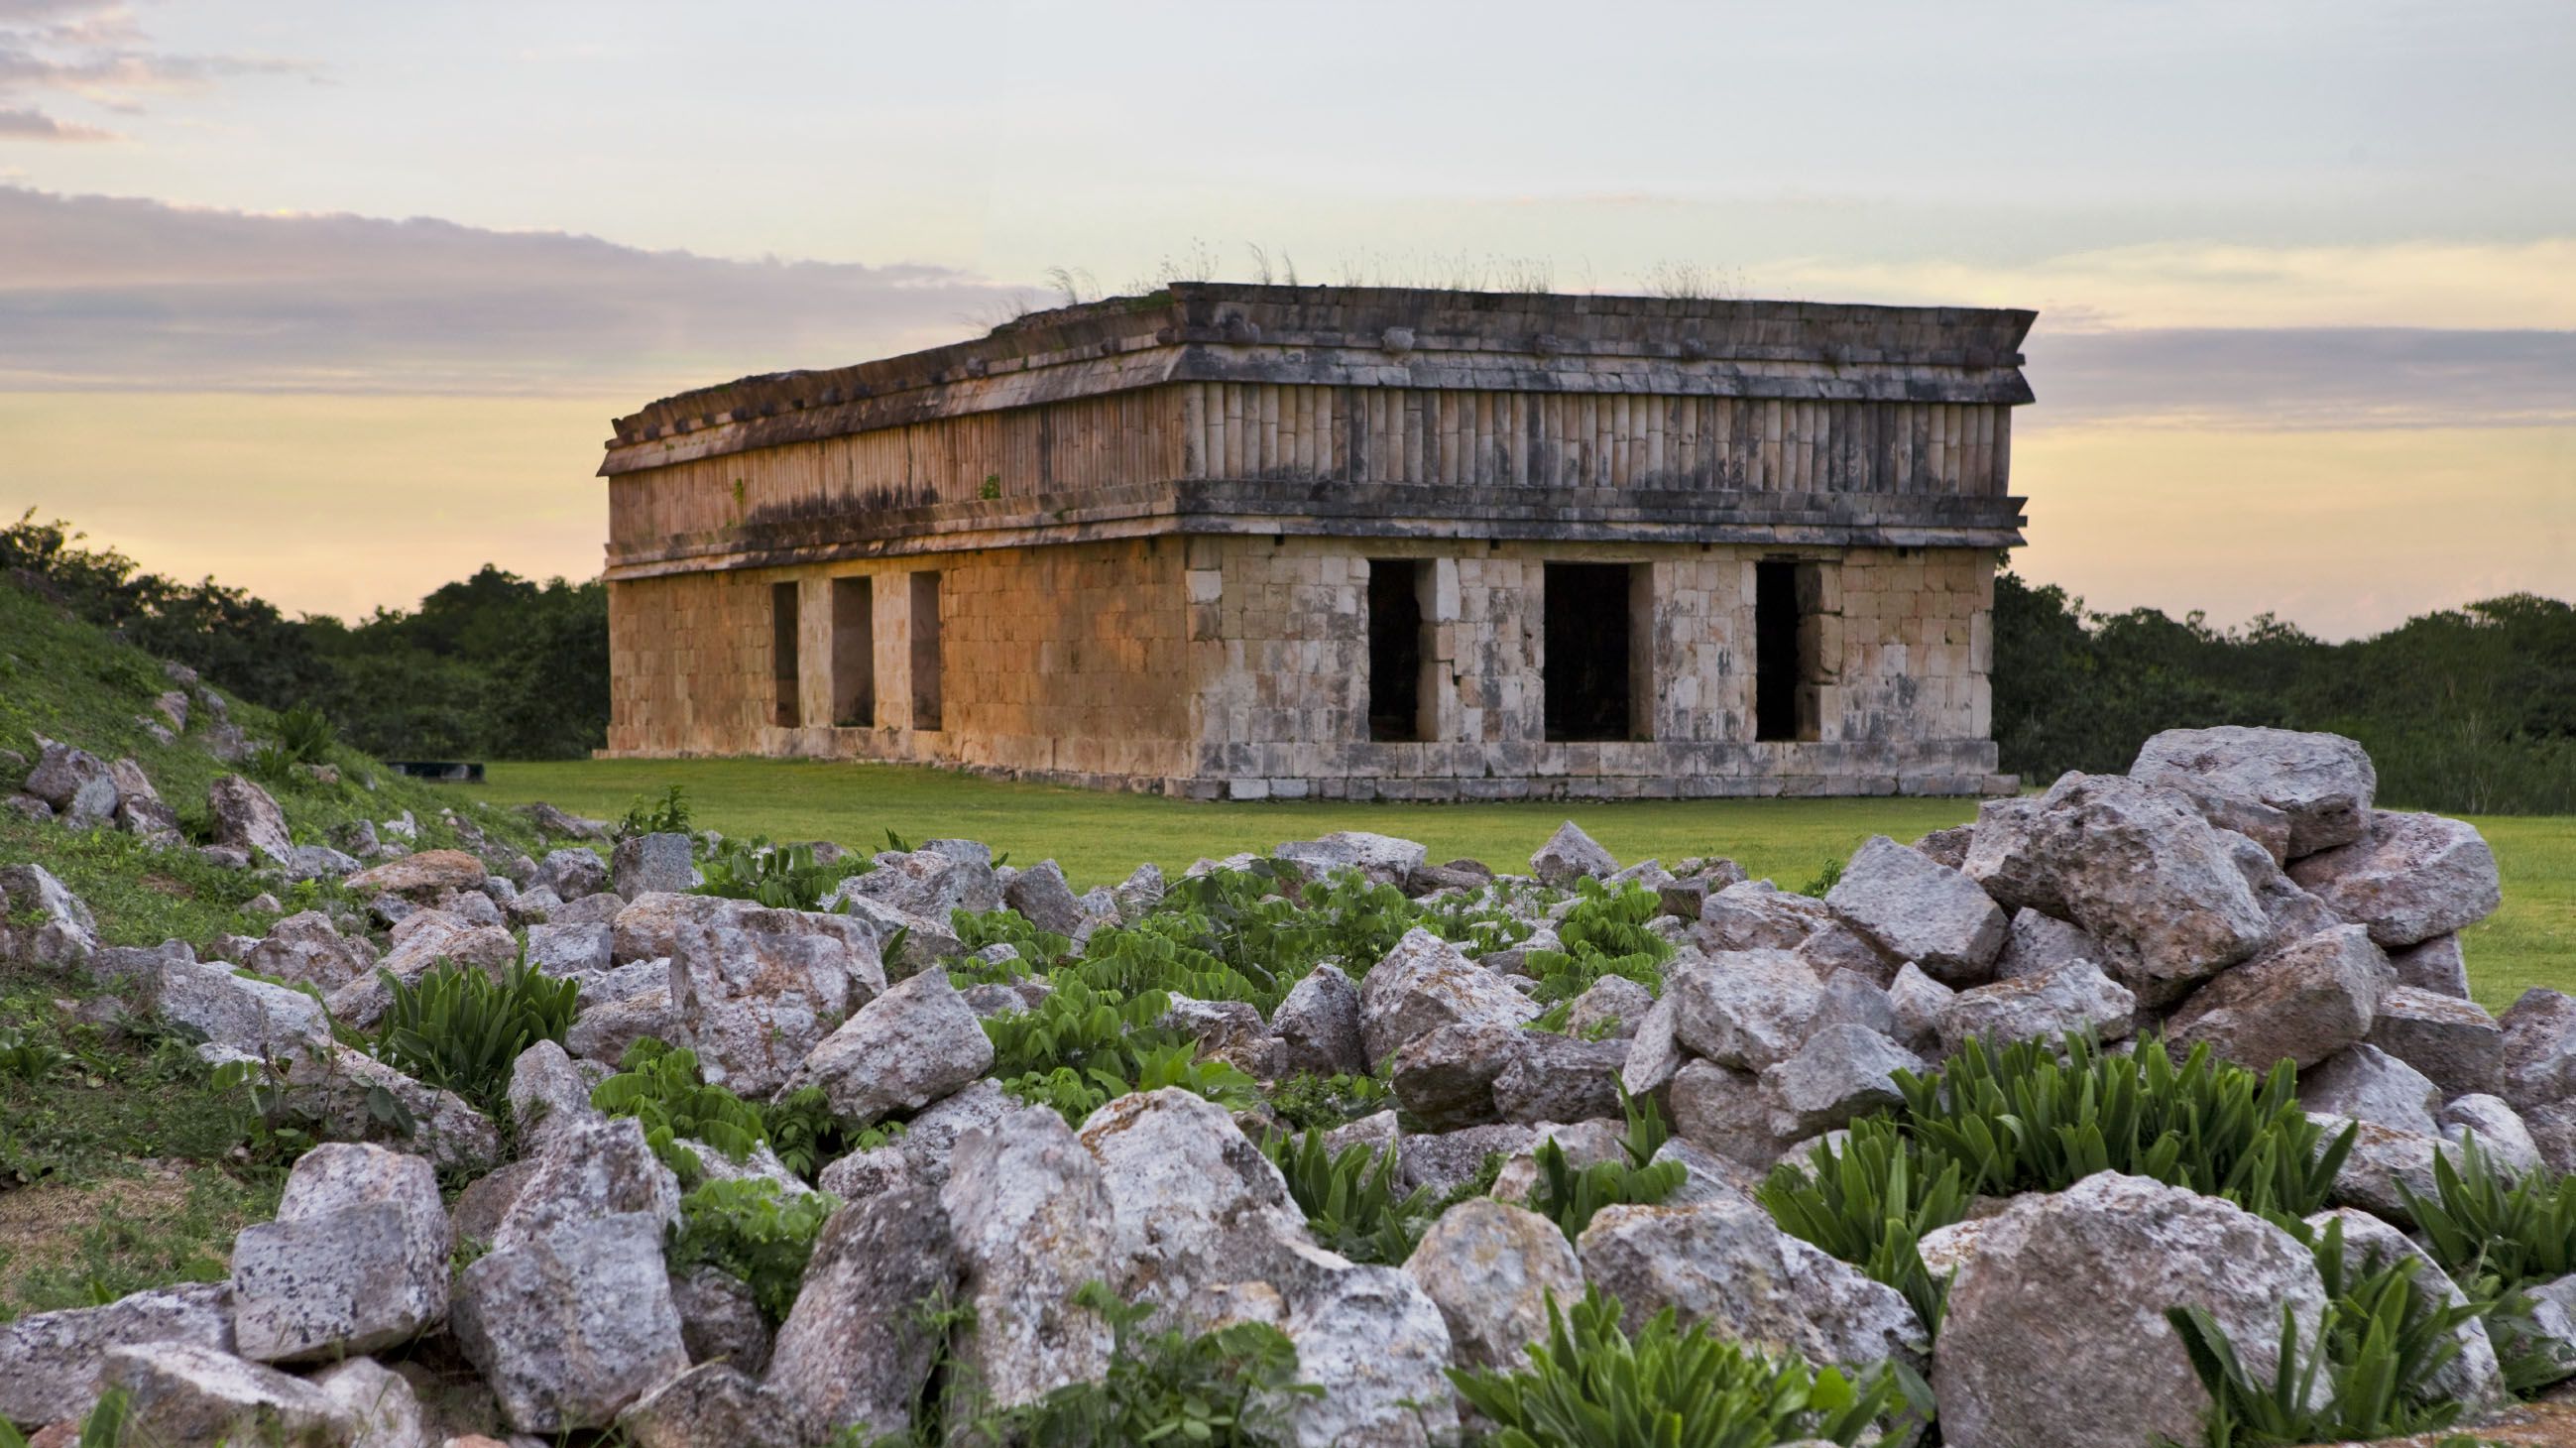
[4,724,2570,1448]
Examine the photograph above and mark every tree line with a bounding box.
[5,514,2568,813]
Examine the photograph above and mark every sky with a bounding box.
[1,0,2570,638]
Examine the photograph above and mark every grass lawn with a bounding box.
[476,758,2575,1015]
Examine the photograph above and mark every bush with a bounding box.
[1760,1034,2352,1338]
[2166,1216,2475,1446]
[1759,1118,1967,1336]
[1449,1287,1901,1448]
[976,1279,1317,1447]
[1264,1070,1393,1133]
[616,784,691,839]
[693,837,861,910]
[274,703,337,764]
[589,1038,779,1180]
[952,906,1072,976]
[1519,878,1673,1005]
[1896,1033,2350,1218]
[2400,1137,2576,1392]
[667,1176,839,1325]
[1262,1128,1437,1265]
[372,956,578,1113]
[1527,1093,1685,1242]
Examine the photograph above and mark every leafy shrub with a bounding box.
[1449,1287,1901,1448]
[1262,1128,1436,1265]
[0,1026,68,1083]
[616,784,691,839]
[1759,1034,2351,1336]
[1417,879,1540,958]
[667,1175,839,1324]
[1527,1093,1685,1242]
[2400,1137,2576,1392]
[2165,1217,2475,1446]
[1760,1118,1966,1335]
[372,956,578,1113]
[1897,1033,2351,1219]
[274,703,337,764]
[1264,1070,1393,1133]
[952,906,1072,976]
[977,1279,1317,1447]
[1520,878,1674,1004]
[693,837,861,911]
[590,1038,778,1180]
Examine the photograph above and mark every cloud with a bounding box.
[0,102,108,138]
[2028,326,2576,430]
[0,186,1025,398]
[0,1,309,139]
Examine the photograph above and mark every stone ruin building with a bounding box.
[597,284,2035,799]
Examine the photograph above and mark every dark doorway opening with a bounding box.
[909,571,943,731]
[1367,559,1424,741]
[770,581,801,727]
[831,576,875,727]
[1754,559,1801,741]
[1544,563,1638,742]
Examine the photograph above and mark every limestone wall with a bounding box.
[608,539,1198,784]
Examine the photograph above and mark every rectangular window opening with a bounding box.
[770,581,801,728]
[1543,562,1641,742]
[908,570,943,732]
[831,576,875,728]
[1366,559,1424,742]
[1755,558,1822,742]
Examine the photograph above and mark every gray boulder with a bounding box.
[2166,924,2391,1071]
[1665,948,1820,1071]
[452,1213,690,1433]
[1937,959,2135,1057]
[610,891,725,963]
[1079,1088,1308,1313]
[617,1363,796,1448]
[494,1115,680,1255]
[2389,932,2471,999]
[1390,1021,1526,1131]
[1968,773,2271,1006]
[1530,820,1617,885]
[1759,1024,1926,1138]
[1275,830,1428,889]
[839,842,1000,919]
[1566,973,1657,1039]
[1932,1172,2328,1448]
[1886,962,1954,1057]
[766,1184,961,1443]
[2439,1094,2545,1175]
[232,1143,448,1363]
[670,1265,769,1374]
[1001,858,1086,936]
[1392,1123,1538,1198]
[99,1341,358,1447]
[1578,1198,1927,1374]
[508,1039,606,1151]
[2365,986,2503,1099]
[1619,992,1684,1098]
[1401,1198,1582,1373]
[532,847,610,902]
[1492,1032,1628,1126]
[0,1282,234,1425]
[2288,810,2504,947]
[1271,963,1368,1076]
[670,904,883,1095]
[1992,908,2105,982]
[2299,1043,2440,1137]
[309,1357,430,1448]
[23,737,109,811]
[208,773,294,863]
[325,915,519,1029]
[775,966,991,1126]
[566,987,675,1065]
[939,1106,1115,1411]
[249,1041,501,1173]
[2312,1115,2456,1227]
[1824,835,2007,985]
[612,831,700,898]
[2501,988,2576,1112]
[0,862,98,968]
[244,910,378,992]
[155,960,332,1055]
[1670,1058,1786,1167]
[1357,927,1540,1066]
[2130,726,2377,858]
[526,920,613,978]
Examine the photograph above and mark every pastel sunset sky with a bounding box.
[2,0,2569,637]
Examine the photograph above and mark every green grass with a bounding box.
[476,758,2575,1013]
